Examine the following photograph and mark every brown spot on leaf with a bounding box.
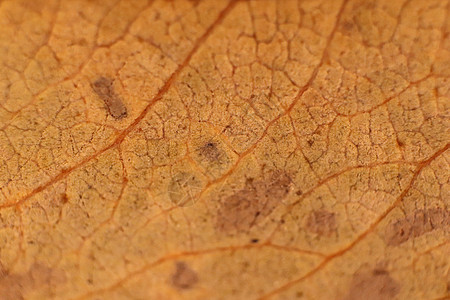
[171,261,198,290]
[60,193,69,204]
[196,140,229,171]
[342,21,354,32]
[0,264,66,300]
[92,76,127,119]
[198,141,221,162]
[2,1,449,298]
[305,210,337,236]
[168,172,202,207]
[385,208,450,246]
[216,170,291,233]
[343,268,400,300]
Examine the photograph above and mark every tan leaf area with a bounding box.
[0,0,449,299]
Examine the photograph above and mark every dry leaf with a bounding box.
[0,0,449,299]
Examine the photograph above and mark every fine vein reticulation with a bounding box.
[0,0,448,299]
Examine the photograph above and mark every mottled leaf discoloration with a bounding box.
[216,170,291,233]
[343,267,400,300]
[385,208,450,246]
[0,0,448,299]
[0,264,66,300]
[306,210,337,236]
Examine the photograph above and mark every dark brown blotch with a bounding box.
[197,140,229,170]
[385,208,449,246]
[198,142,221,162]
[305,210,337,236]
[60,193,69,204]
[92,76,127,119]
[343,268,400,300]
[171,261,198,290]
[216,170,292,233]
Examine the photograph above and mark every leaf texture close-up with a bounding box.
[0,0,449,299]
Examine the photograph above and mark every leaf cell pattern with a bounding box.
[0,0,449,299]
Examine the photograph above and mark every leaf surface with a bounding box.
[0,0,449,299]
